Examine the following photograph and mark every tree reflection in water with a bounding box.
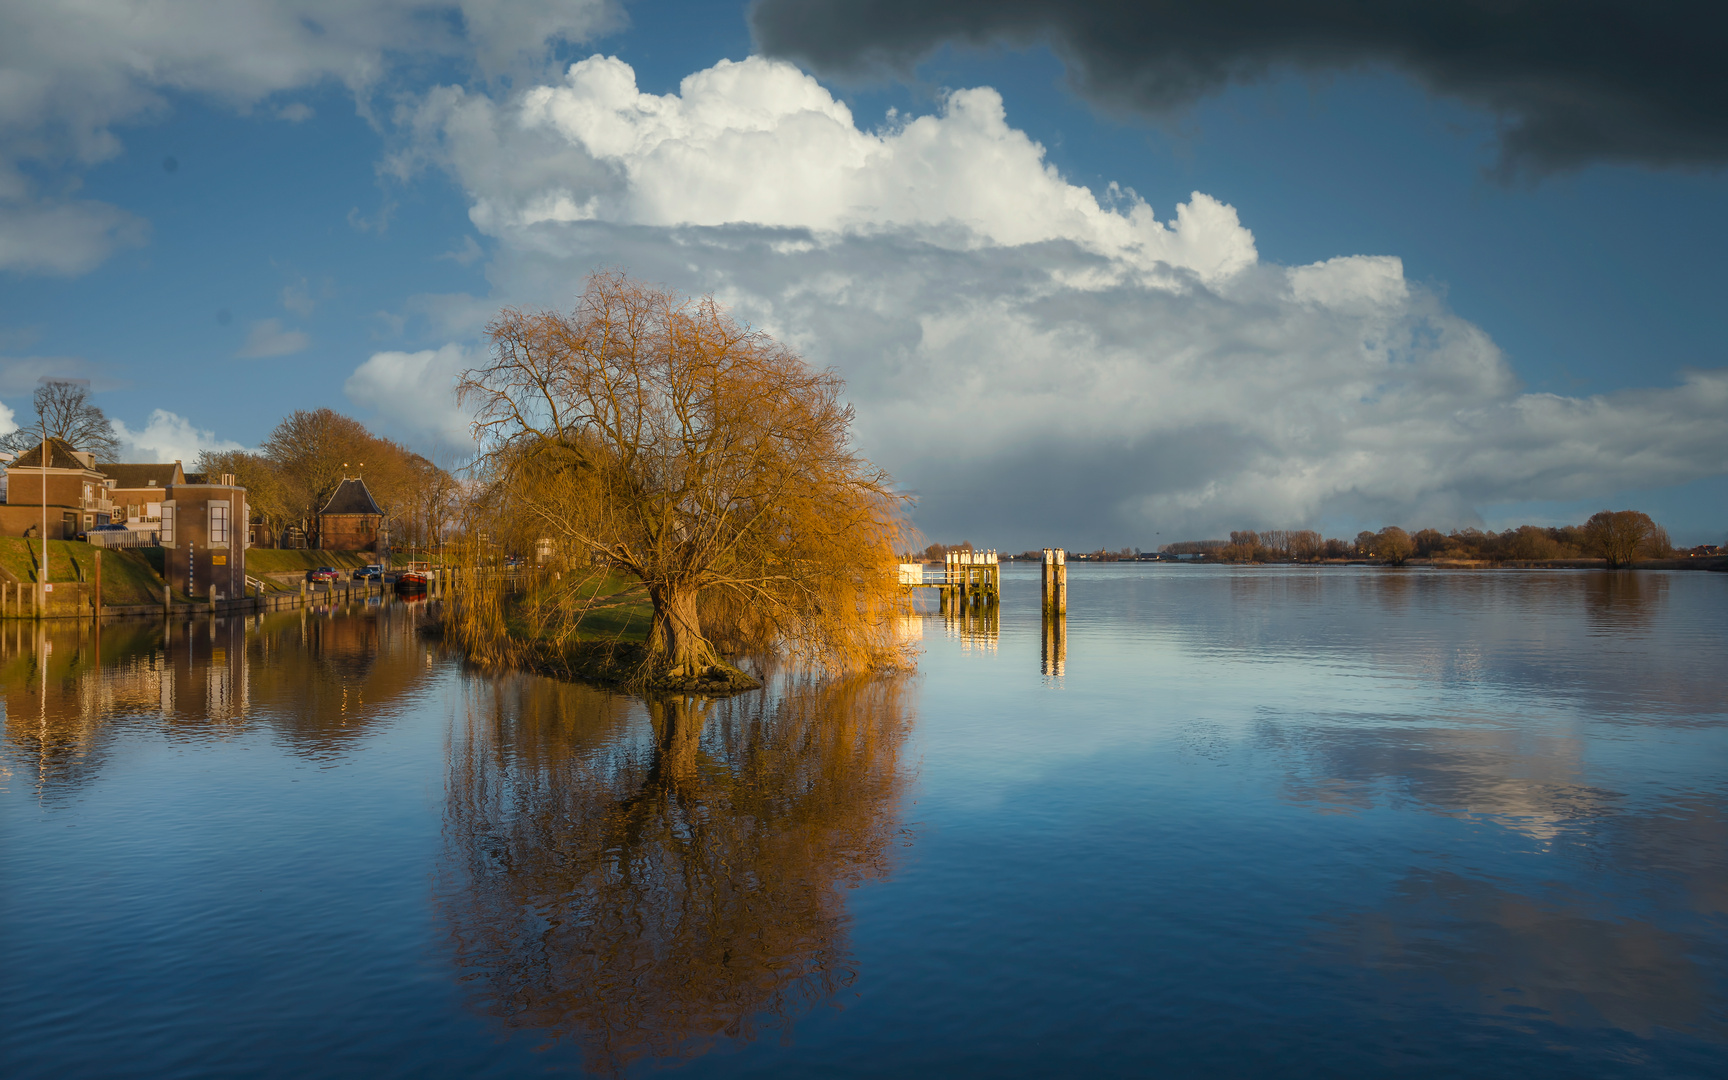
[1582,570,1667,634]
[439,673,916,1073]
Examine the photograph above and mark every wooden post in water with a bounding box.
[1041,548,1067,614]
[93,549,102,619]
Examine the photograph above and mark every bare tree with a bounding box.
[0,380,121,460]
[1583,510,1665,568]
[458,271,910,682]
[196,449,289,537]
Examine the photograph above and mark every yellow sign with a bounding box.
[212,555,227,565]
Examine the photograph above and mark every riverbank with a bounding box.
[438,571,762,694]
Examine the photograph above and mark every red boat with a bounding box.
[394,562,431,593]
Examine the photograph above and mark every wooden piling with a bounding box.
[1042,548,1067,614]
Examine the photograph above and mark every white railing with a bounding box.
[87,529,160,549]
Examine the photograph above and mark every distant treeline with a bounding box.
[1162,511,1683,569]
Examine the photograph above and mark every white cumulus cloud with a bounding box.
[111,409,245,465]
[344,343,476,450]
[395,55,1728,544]
[407,55,1256,283]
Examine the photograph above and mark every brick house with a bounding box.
[317,477,385,552]
[0,438,113,539]
[102,461,185,537]
[161,475,247,601]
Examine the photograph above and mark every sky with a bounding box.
[1,0,1725,548]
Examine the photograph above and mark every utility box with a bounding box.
[162,478,247,601]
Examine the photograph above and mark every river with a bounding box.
[2,566,1725,1077]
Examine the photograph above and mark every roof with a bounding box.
[7,437,99,471]
[318,477,384,517]
[182,472,207,485]
[100,462,182,489]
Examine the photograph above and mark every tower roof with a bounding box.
[318,477,383,516]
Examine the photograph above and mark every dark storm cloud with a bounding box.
[748,0,1728,175]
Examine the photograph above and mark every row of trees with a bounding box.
[1169,512,1675,569]
[197,408,458,553]
[0,379,455,556]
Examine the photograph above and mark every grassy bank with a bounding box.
[243,549,407,575]
[0,537,167,605]
[439,567,758,693]
[505,570,654,644]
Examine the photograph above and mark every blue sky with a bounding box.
[2,1,1724,545]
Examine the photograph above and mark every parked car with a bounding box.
[78,523,130,542]
[352,564,384,581]
[307,566,342,583]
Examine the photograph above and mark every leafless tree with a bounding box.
[0,379,121,460]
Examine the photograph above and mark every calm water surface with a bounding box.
[2,568,1725,1077]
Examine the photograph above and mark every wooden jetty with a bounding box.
[901,549,1001,608]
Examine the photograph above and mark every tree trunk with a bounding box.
[650,584,719,679]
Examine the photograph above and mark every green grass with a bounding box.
[0,537,168,605]
[244,549,383,574]
[509,569,654,643]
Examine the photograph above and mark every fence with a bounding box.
[86,529,161,549]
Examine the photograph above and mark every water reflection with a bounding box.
[0,606,435,796]
[1582,571,1667,634]
[1253,716,1617,840]
[1321,868,1722,1039]
[1042,610,1066,677]
[940,601,998,652]
[438,674,916,1074]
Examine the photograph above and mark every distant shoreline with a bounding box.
[926,556,1728,572]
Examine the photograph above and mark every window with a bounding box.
[210,502,230,546]
[161,505,175,545]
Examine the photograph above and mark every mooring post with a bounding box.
[1055,547,1067,614]
[1042,548,1068,614]
[94,549,102,620]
